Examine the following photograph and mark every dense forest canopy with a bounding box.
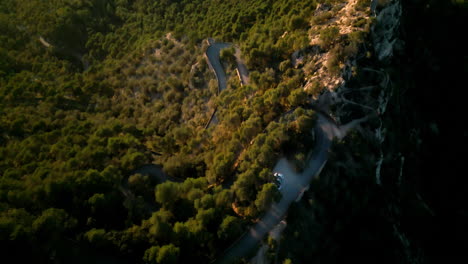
[278,1,468,264]
[0,0,326,263]
[4,0,462,263]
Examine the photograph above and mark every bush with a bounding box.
[319,26,340,49]
[356,0,371,12]
[279,59,291,72]
[305,80,324,97]
[353,17,367,28]
[311,11,333,25]
[289,15,308,31]
[348,31,366,45]
[220,47,236,65]
[325,45,344,76]
[288,88,308,107]
[255,183,280,213]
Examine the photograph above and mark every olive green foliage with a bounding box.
[326,44,344,75]
[325,29,369,76]
[288,88,308,107]
[311,11,334,25]
[220,47,237,66]
[143,244,180,264]
[217,215,243,241]
[255,183,281,213]
[319,26,340,49]
[0,0,319,263]
[356,0,372,12]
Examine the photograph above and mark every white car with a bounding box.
[274,172,284,190]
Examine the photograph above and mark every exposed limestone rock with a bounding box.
[363,0,402,185]
[304,0,371,92]
[371,0,402,62]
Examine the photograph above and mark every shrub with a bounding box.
[353,17,367,28]
[220,47,236,65]
[311,11,333,25]
[289,15,308,31]
[356,0,371,12]
[279,59,291,72]
[305,80,324,97]
[348,31,366,45]
[326,45,344,76]
[319,26,340,49]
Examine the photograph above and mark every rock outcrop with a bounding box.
[371,0,403,62]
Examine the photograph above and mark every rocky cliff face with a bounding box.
[298,0,403,98]
[301,0,373,93]
[369,0,402,185]
[305,0,403,185]
[371,0,403,63]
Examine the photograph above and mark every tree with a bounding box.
[84,228,108,248]
[77,169,107,193]
[279,59,291,72]
[258,144,275,167]
[208,152,235,184]
[220,47,236,65]
[157,244,180,264]
[143,246,160,264]
[325,44,344,76]
[128,173,152,198]
[214,189,233,211]
[217,215,242,241]
[32,208,77,251]
[255,183,280,213]
[240,117,262,143]
[0,208,33,241]
[144,211,173,243]
[319,26,340,49]
[196,208,216,227]
[296,114,316,134]
[288,88,308,107]
[289,15,308,31]
[87,193,107,213]
[163,154,195,179]
[155,182,180,208]
[121,150,147,171]
[233,170,257,203]
[195,194,215,210]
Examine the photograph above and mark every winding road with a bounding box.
[215,113,344,264]
[205,40,250,92]
[205,43,371,263]
[139,39,369,263]
[206,41,232,93]
[205,40,250,127]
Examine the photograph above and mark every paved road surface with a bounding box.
[206,42,231,92]
[205,41,249,128]
[139,39,370,263]
[215,114,341,264]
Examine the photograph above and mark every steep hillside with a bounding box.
[277,1,468,264]
[2,0,463,264]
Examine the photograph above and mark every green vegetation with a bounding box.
[319,26,340,48]
[311,11,334,25]
[9,0,458,263]
[0,0,322,263]
[356,0,372,11]
[278,1,468,263]
[0,0,392,262]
